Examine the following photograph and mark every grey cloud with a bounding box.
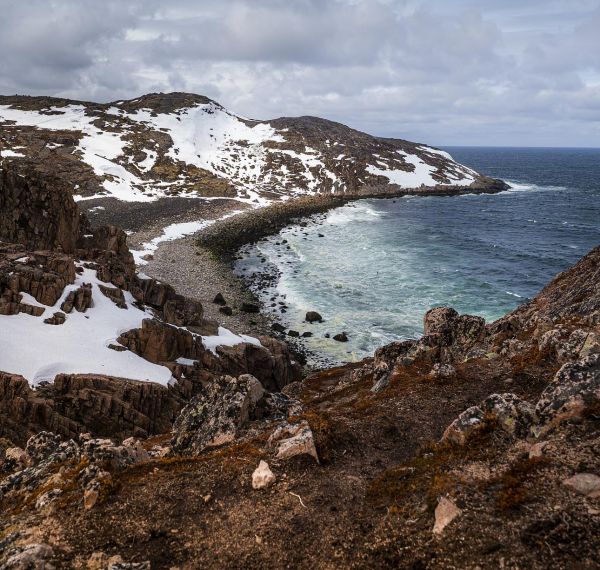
[0,0,598,146]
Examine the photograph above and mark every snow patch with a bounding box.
[0,266,173,386]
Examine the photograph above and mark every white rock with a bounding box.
[252,460,276,490]
[4,446,29,467]
[528,441,548,459]
[122,437,150,462]
[433,497,461,535]
[84,488,99,510]
[563,473,600,498]
[272,421,319,463]
[3,543,55,569]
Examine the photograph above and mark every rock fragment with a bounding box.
[562,473,600,498]
[252,460,276,489]
[433,497,461,535]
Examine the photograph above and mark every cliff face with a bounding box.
[0,160,86,253]
[0,161,301,445]
[0,92,502,205]
[0,239,598,569]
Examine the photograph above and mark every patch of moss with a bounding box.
[486,456,551,511]
[367,425,498,511]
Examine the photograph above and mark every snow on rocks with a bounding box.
[366,149,475,188]
[1,95,485,207]
[125,102,285,204]
[131,209,244,265]
[0,265,173,386]
[200,326,263,355]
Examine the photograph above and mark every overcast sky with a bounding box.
[1,0,599,146]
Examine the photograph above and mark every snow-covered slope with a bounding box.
[0,93,483,205]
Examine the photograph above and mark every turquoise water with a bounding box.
[235,148,600,364]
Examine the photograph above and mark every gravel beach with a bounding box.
[85,179,508,356]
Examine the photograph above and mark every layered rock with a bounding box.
[0,157,301,445]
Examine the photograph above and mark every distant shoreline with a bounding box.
[196,177,509,260]
[186,177,508,366]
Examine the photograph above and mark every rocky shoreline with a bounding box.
[2,159,599,568]
[188,178,510,363]
[196,178,509,260]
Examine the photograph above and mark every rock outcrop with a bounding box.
[0,159,301,446]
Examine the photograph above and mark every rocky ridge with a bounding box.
[0,92,504,206]
[0,128,597,567]
[0,202,598,566]
[0,159,301,446]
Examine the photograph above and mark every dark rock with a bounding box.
[43,311,66,325]
[302,331,313,338]
[333,332,349,342]
[536,354,600,431]
[305,311,323,323]
[271,323,286,333]
[213,292,226,305]
[241,302,260,314]
[171,374,265,455]
[288,330,300,338]
[219,306,233,316]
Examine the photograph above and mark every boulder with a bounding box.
[61,283,92,313]
[163,297,204,327]
[433,497,461,535]
[441,393,534,444]
[252,460,276,489]
[429,363,456,380]
[441,406,486,445]
[535,353,600,431]
[241,302,260,313]
[305,311,323,323]
[213,292,226,305]
[333,332,349,342]
[269,421,319,463]
[423,307,486,351]
[1,543,55,570]
[562,473,600,498]
[171,375,265,455]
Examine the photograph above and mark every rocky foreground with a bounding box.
[0,158,599,568]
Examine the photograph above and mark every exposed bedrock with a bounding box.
[0,154,301,445]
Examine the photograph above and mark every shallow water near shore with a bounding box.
[235,147,600,364]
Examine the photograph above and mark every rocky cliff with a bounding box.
[0,160,301,445]
[0,92,503,206]
[0,213,598,567]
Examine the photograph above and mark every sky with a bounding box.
[0,0,599,147]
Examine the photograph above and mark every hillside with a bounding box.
[0,165,598,566]
[0,92,495,206]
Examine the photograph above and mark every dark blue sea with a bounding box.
[236,147,600,363]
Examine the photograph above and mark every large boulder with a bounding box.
[171,375,265,455]
[441,392,534,445]
[423,307,486,350]
[535,353,600,431]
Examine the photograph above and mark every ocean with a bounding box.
[234,147,600,364]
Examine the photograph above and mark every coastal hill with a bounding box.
[0,92,498,205]
[0,156,598,567]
